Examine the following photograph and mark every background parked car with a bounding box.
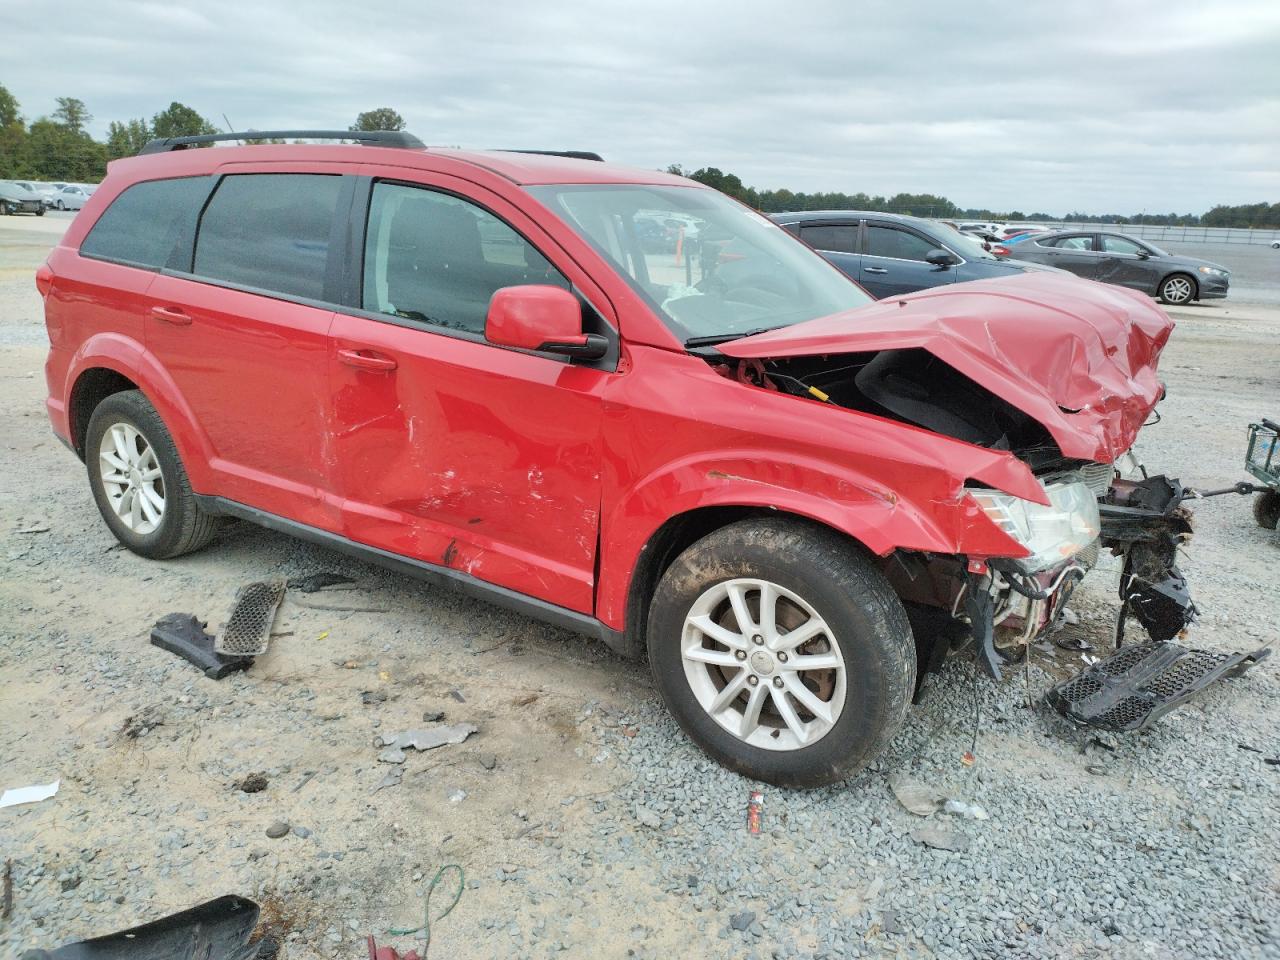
[9,180,58,209]
[53,185,93,210]
[0,181,47,216]
[1007,229,1229,304]
[772,211,1061,299]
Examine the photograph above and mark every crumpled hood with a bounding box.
[719,272,1173,463]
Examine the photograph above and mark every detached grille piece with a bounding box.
[1080,461,1115,499]
[214,580,285,657]
[1048,641,1270,732]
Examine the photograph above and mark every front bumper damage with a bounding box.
[959,472,1196,682]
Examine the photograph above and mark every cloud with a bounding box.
[6,0,1278,213]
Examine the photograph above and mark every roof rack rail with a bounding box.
[498,150,604,162]
[137,130,425,155]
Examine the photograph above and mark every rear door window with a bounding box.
[798,224,858,254]
[1044,235,1095,251]
[80,177,210,269]
[193,174,343,300]
[864,225,936,261]
[361,181,568,335]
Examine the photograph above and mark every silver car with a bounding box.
[0,181,47,216]
[53,184,94,211]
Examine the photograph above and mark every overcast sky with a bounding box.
[6,0,1279,213]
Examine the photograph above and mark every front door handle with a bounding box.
[338,348,398,372]
[150,305,192,325]
[864,266,888,274]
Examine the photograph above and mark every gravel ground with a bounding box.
[1,215,1277,959]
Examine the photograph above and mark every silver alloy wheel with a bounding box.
[681,577,846,751]
[98,422,165,535]
[1162,276,1193,304]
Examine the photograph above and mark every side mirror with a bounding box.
[925,248,958,266]
[485,285,608,361]
[1136,248,1152,259]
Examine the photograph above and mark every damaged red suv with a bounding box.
[40,131,1193,786]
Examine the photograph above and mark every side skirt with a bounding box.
[195,496,632,658]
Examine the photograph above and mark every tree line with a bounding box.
[670,165,1280,230]
[1,86,1272,228]
[0,84,405,182]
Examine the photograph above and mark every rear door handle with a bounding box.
[338,348,398,372]
[864,266,888,274]
[150,305,192,325]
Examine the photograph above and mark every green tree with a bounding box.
[24,117,106,181]
[0,83,20,128]
[0,84,25,178]
[151,102,218,140]
[106,118,153,159]
[351,107,405,132]
[53,96,91,133]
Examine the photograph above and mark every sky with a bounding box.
[5,0,1279,214]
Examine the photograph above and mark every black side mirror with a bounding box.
[1136,248,1152,259]
[925,248,958,266]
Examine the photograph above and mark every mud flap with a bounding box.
[1047,641,1271,732]
[20,895,269,960]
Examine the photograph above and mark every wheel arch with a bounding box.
[1160,270,1199,301]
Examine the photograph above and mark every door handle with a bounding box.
[338,348,398,372]
[864,266,888,274]
[150,305,192,325]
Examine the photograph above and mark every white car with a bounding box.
[10,181,59,208]
[1272,239,1279,249]
[53,185,93,211]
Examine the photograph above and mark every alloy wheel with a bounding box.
[1163,276,1193,304]
[681,577,846,751]
[98,422,165,534]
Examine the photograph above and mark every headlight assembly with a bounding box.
[1198,266,1228,277]
[970,478,1101,573]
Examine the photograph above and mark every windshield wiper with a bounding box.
[684,327,775,349]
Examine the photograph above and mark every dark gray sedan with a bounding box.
[1002,230,1229,305]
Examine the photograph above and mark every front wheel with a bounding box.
[647,518,915,787]
[85,390,219,559]
[1255,490,1280,530]
[1158,273,1196,305]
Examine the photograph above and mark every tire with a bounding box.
[55,200,64,210]
[1254,490,1280,530]
[1158,273,1197,305]
[35,207,44,217]
[1,202,12,216]
[85,390,219,559]
[646,517,915,787]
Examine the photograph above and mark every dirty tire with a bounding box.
[85,390,219,559]
[647,517,915,788]
[1254,490,1280,530]
[1158,273,1196,305]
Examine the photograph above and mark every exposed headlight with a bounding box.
[970,478,1101,573]
[1198,266,1228,277]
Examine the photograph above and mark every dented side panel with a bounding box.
[594,346,1043,630]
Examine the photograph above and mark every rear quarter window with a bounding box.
[79,177,210,269]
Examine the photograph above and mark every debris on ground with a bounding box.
[635,806,661,829]
[448,788,467,803]
[367,936,421,960]
[376,723,478,764]
[746,789,763,835]
[0,779,59,809]
[265,821,290,839]
[943,799,990,820]
[910,825,971,853]
[361,690,388,706]
[15,524,49,535]
[235,773,269,794]
[214,580,285,657]
[19,894,267,960]
[150,613,253,679]
[120,705,165,739]
[286,571,356,593]
[292,771,317,793]
[887,774,943,816]
[373,768,403,793]
[729,910,757,932]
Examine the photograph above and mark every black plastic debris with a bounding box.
[287,571,355,593]
[151,614,253,679]
[20,894,272,960]
[1048,641,1271,732]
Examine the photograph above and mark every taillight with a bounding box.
[991,244,1011,257]
[35,263,53,297]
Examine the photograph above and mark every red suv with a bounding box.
[40,130,1190,786]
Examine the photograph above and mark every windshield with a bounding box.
[528,184,873,343]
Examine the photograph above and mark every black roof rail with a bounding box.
[137,130,425,155]
[497,150,604,162]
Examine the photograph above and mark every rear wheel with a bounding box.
[85,390,219,559]
[1254,490,1280,530]
[647,518,915,787]
[1158,273,1196,305]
